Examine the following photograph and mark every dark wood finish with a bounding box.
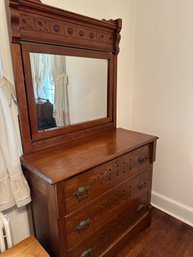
[63,146,150,214]
[65,173,150,249]
[24,169,54,255]
[8,0,121,53]
[6,0,121,153]
[23,128,158,257]
[6,1,158,256]
[11,43,32,153]
[102,213,150,257]
[67,212,150,257]
[21,129,157,184]
[117,208,193,257]
[21,43,114,141]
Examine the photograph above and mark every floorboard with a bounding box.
[117,208,193,257]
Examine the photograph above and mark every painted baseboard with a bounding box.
[151,191,193,227]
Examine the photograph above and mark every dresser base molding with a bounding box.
[101,211,151,257]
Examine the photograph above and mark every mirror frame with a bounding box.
[22,43,113,141]
[6,0,122,153]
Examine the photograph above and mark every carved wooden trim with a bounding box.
[7,0,122,53]
[115,18,122,54]
[103,18,122,54]
[6,0,122,153]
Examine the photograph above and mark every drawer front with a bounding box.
[64,171,150,249]
[67,192,149,257]
[63,145,150,215]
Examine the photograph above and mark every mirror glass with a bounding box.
[29,53,108,131]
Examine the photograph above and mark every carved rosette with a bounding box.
[8,0,121,53]
[19,13,115,48]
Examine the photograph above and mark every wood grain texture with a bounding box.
[117,208,193,257]
[68,213,150,257]
[65,173,150,248]
[10,44,32,153]
[23,130,158,257]
[1,236,49,257]
[63,147,150,215]
[21,43,114,142]
[21,128,158,184]
[6,2,159,257]
[6,0,122,153]
[8,0,121,53]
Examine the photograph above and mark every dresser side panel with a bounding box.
[24,169,60,256]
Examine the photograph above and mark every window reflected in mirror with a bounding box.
[29,53,108,131]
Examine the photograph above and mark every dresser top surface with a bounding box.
[21,128,158,184]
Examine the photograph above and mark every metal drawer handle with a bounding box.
[138,156,148,164]
[76,218,91,233]
[80,248,92,257]
[137,204,146,212]
[73,185,90,199]
[138,181,146,189]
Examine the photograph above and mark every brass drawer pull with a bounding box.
[73,185,90,199]
[138,156,148,164]
[80,248,92,257]
[137,204,146,212]
[76,218,91,233]
[138,181,146,189]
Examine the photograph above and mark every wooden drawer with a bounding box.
[62,145,150,215]
[66,192,149,257]
[64,171,150,249]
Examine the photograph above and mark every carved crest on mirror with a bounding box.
[6,0,122,153]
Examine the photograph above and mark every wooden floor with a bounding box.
[117,208,193,257]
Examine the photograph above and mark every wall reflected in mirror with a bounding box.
[29,53,108,131]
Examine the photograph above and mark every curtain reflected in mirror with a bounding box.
[30,53,108,131]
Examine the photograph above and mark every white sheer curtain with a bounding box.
[0,54,31,212]
[30,53,48,99]
[30,53,70,126]
[51,55,70,126]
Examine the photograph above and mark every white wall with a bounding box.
[66,57,107,124]
[132,0,193,225]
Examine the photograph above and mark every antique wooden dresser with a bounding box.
[6,0,158,256]
[22,129,157,257]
